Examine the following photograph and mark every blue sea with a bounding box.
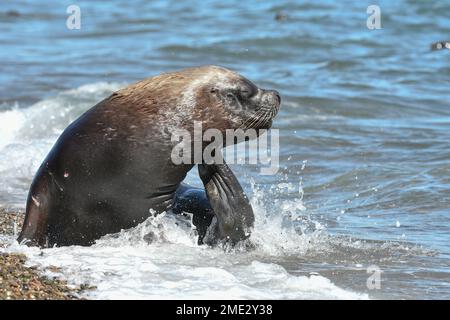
[0,0,449,299]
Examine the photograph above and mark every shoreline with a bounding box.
[0,209,91,300]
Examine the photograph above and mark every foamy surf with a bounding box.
[3,213,367,300]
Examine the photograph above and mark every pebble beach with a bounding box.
[0,209,89,300]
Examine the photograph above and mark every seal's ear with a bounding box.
[198,161,254,245]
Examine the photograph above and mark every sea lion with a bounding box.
[18,65,281,247]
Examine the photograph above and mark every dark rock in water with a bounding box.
[6,10,20,17]
[431,41,450,51]
[275,12,288,21]
[0,10,21,20]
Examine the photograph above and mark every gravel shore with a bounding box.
[0,209,91,300]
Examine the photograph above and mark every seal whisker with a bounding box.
[252,109,271,129]
[244,113,263,130]
[240,109,267,130]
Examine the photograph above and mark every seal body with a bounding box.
[18,66,280,247]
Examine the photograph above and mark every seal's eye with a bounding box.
[239,80,258,100]
[241,89,251,97]
[240,85,257,99]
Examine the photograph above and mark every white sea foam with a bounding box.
[0,83,368,299]
[2,196,368,299]
[0,82,122,207]
[3,211,367,299]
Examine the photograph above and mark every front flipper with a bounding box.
[198,163,254,245]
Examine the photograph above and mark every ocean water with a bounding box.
[0,0,449,299]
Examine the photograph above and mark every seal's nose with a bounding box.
[273,90,281,104]
[267,90,281,105]
[261,89,281,111]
